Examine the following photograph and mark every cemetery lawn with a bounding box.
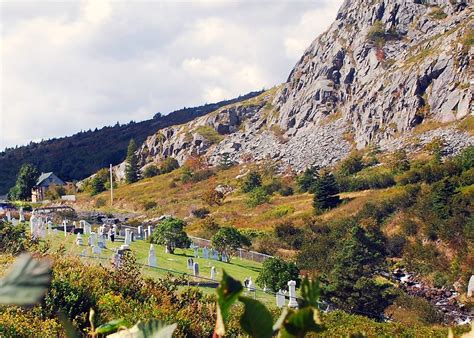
[45,231,275,305]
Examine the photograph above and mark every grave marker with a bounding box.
[148,244,157,267]
[287,280,298,308]
[193,262,199,277]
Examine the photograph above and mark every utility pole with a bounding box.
[110,164,114,206]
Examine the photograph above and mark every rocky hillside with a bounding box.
[124,0,472,176]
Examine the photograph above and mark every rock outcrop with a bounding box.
[127,0,473,174]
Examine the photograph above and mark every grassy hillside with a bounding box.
[0,91,262,194]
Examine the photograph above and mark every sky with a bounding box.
[0,0,343,151]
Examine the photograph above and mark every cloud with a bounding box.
[0,0,343,150]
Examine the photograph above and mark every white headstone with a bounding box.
[124,229,131,245]
[468,275,474,297]
[47,221,52,234]
[148,244,157,267]
[222,253,228,263]
[76,233,83,246]
[138,226,143,239]
[39,221,46,238]
[276,290,285,308]
[194,246,199,258]
[187,258,194,270]
[73,221,77,228]
[212,250,219,261]
[148,226,152,237]
[120,244,130,250]
[210,266,216,280]
[92,245,101,255]
[62,220,68,237]
[203,247,209,259]
[287,280,298,308]
[6,211,11,222]
[19,208,25,222]
[193,262,199,277]
[98,235,106,248]
[247,277,255,292]
[89,232,97,246]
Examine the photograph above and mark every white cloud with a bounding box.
[0,0,343,150]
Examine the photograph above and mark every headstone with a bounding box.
[222,253,228,263]
[287,280,298,308]
[138,226,143,239]
[194,246,199,258]
[47,221,52,234]
[468,275,474,297]
[73,221,77,228]
[193,262,199,277]
[89,232,97,246]
[247,277,255,292]
[62,220,68,237]
[124,229,131,245]
[53,228,58,235]
[98,235,106,248]
[39,221,46,238]
[210,266,216,280]
[19,208,25,222]
[111,252,121,267]
[212,250,219,261]
[76,233,83,246]
[165,245,170,254]
[11,218,18,226]
[120,244,130,251]
[92,245,101,255]
[148,244,157,267]
[84,221,92,235]
[203,247,209,259]
[143,229,148,241]
[187,258,194,270]
[148,226,152,237]
[276,290,285,308]
[6,211,11,222]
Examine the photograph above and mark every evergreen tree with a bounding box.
[432,178,456,219]
[125,139,140,183]
[240,171,262,193]
[8,163,39,201]
[324,224,394,318]
[313,171,340,213]
[297,166,319,192]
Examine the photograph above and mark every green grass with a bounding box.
[44,230,276,305]
[195,125,224,144]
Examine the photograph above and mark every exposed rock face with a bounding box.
[128,0,472,174]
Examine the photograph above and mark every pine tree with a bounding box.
[297,166,319,192]
[432,178,456,219]
[8,163,39,201]
[324,224,393,318]
[313,170,340,213]
[125,139,140,184]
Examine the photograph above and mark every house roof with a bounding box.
[36,172,54,186]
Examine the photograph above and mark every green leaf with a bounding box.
[0,253,51,306]
[215,270,243,336]
[299,277,320,308]
[273,307,289,333]
[96,319,129,334]
[279,307,325,338]
[106,319,177,338]
[238,296,273,338]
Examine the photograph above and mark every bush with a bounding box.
[367,20,386,45]
[246,187,270,207]
[201,187,224,206]
[386,234,407,257]
[240,171,262,193]
[160,157,180,174]
[278,186,294,196]
[256,257,300,292]
[211,227,250,262]
[191,207,210,219]
[337,152,364,176]
[94,197,106,208]
[143,165,159,178]
[142,200,157,210]
[274,221,304,249]
[151,217,191,254]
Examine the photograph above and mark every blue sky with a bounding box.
[0,0,343,150]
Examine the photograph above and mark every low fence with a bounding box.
[116,227,274,263]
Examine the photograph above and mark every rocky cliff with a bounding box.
[126,0,473,176]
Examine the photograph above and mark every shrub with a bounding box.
[256,257,300,292]
[270,205,295,218]
[240,171,262,193]
[251,235,279,256]
[211,227,250,262]
[191,207,210,219]
[297,166,319,192]
[142,200,157,210]
[201,187,224,206]
[0,221,29,254]
[263,178,282,195]
[195,216,220,238]
[143,165,159,178]
[151,218,191,254]
[401,218,418,236]
[274,221,304,249]
[278,186,294,196]
[160,157,179,174]
[337,152,364,176]
[386,234,407,257]
[367,20,386,45]
[94,197,106,208]
[246,187,270,207]
[195,125,223,144]
[429,8,447,20]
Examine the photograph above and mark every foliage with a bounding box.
[240,171,262,193]
[0,221,29,255]
[90,168,110,195]
[8,163,39,201]
[201,187,224,206]
[296,166,319,193]
[125,139,141,184]
[274,221,304,250]
[211,227,250,262]
[150,218,191,254]
[388,149,410,173]
[191,207,210,219]
[323,224,394,318]
[142,164,159,178]
[142,200,157,211]
[256,257,300,292]
[367,20,386,45]
[217,153,235,170]
[313,171,340,213]
[160,157,180,174]
[337,152,364,177]
[195,125,224,144]
[246,187,270,207]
